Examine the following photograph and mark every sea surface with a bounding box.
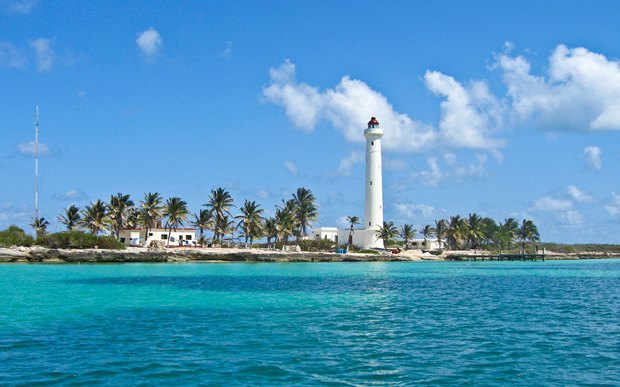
[1,260,619,386]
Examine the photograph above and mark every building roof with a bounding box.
[121,228,197,231]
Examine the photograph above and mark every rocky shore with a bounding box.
[0,246,432,264]
[1,246,618,264]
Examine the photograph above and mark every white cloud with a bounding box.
[424,70,505,149]
[558,210,583,225]
[567,185,594,203]
[394,203,435,220]
[16,141,49,156]
[0,42,27,68]
[256,190,270,199]
[412,153,488,187]
[411,157,444,187]
[5,0,37,14]
[497,44,620,131]
[54,189,86,201]
[136,28,162,59]
[219,41,233,59]
[583,146,602,170]
[531,196,573,212]
[264,60,504,152]
[29,38,55,71]
[383,158,408,171]
[453,154,487,182]
[330,151,363,177]
[605,192,620,218]
[283,160,298,175]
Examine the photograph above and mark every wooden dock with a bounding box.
[447,254,545,262]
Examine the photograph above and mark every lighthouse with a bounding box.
[363,117,384,249]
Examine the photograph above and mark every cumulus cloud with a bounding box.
[29,38,55,71]
[531,196,573,212]
[0,42,27,68]
[583,146,602,170]
[567,185,594,203]
[136,28,162,59]
[16,141,49,156]
[424,71,505,149]
[263,60,504,152]
[330,151,363,177]
[496,45,620,131]
[283,160,298,175]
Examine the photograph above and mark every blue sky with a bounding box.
[1,0,620,243]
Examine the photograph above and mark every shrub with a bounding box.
[0,225,34,247]
[297,239,339,252]
[36,231,124,250]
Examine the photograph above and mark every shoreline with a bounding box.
[1,246,620,264]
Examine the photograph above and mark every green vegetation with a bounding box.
[0,226,34,247]
[376,221,399,247]
[538,243,620,254]
[36,231,125,250]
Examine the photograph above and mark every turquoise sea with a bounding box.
[1,260,619,385]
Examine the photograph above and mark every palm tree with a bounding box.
[235,200,264,247]
[220,215,236,246]
[518,219,540,254]
[346,215,360,245]
[466,213,485,250]
[126,208,140,229]
[376,221,398,248]
[204,188,234,244]
[264,217,278,249]
[81,199,108,235]
[480,217,498,247]
[275,200,296,248]
[108,193,135,239]
[447,215,467,250]
[58,205,81,231]
[31,217,49,238]
[400,224,416,250]
[498,218,520,251]
[435,219,447,250]
[192,209,213,246]
[292,187,318,241]
[163,197,190,246]
[139,192,163,245]
[421,224,435,249]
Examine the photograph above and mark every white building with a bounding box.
[406,239,443,251]
[118,228,197,247]
[310,117,386,249]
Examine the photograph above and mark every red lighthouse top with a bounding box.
[368,117,379,128]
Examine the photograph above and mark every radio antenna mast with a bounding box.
[34,105,39,223]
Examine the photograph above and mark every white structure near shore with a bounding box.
[118,228,197,247]
[311,117,385,249]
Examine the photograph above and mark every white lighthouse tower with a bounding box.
[362,116,384,249]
